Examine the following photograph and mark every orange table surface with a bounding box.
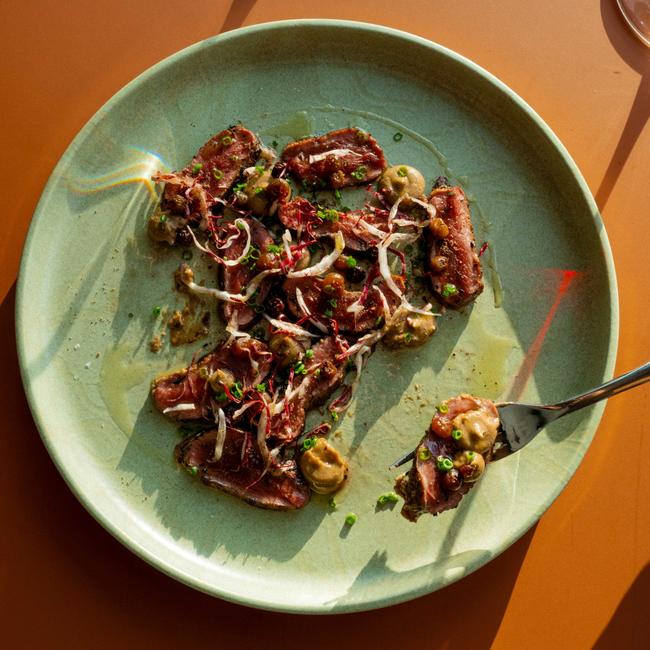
[2,1,649,648]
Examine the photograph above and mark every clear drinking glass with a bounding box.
[617,0,650,46]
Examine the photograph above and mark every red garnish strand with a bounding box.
[327,317,339,337]
[478,241,488,257]
[329,385,353,411]
[295,314,312,327]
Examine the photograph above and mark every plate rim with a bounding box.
[15,19,619,613]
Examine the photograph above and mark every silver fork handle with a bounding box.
[552,361,650,416]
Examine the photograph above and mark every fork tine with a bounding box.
[389,449,415,469]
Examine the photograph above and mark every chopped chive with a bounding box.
[316,208,340,223]
[403,332,413,343]
[221,135,234,145]
[182,250,192,261]
[255,382,266,392]
[231,381,243,400]
[436,403,449,414]
[330,411,339,422]
[159,214,167,223]
[271,140,278,148]
[189,466,199,476]
[377,492,399,506]
[344,512,357,526]
[466,451,475,461]
[267,244,282,254]
[233,181,247,193]
[293,361,307,375]
[152,306,161,317]
[451,428,463,440]
[334,188,342,202]
[397,166,408,177]
[345,256,357,268]
[436,456,454,472]
[313,368,321,378]
[255,164,265,174]
[328,496,337,509]
[441,283,458,297]
[212,168,224,180]
[328,299,338,308]
[393,132,403,141]
[324,308,334,318]
[350,165,367,180]
[198,366,209,379]
[213,389,227,401]
[418,447,432,461]
[301,436,318,452]
[305,349,314,359]
[375,316,384,327]
[191,162,203,174]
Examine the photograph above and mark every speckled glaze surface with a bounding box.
[15,20,617,613]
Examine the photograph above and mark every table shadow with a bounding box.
[597,0,650,211]
[219,0,257,34]
[594,562,650,648]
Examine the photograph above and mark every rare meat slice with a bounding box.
[149,126,260,245]
[426,181,483,307]
[278,197,392,253]
[268,336,347,444]
[176,427,310,510]
[219,217,277,327]
[395,394,499,521]
[151,338,273,421]
[283,276,403,334]
[281,128,387,189]
[395,436,470,522]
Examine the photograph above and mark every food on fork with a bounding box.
[395,395,499,521]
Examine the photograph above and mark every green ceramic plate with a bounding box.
[16,20,618,613]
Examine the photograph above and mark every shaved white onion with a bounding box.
[346,295,365,316]
[182,268,280,304]
[399,298,440,317]
[256,407,270,464]
[216,229,241,250]
[296,287,329,333]
[341,329,384,358]
[162,403,196,414]
[376,230,421,298]
[387,195,404,225]
[356,218,386,238]
[273,375,309,415]
[288,231,345,278]
[187,227,217,258]
[259,145,277,163]
[233,401,256,419]
[393,218,429,228]
[377,238,404,298]
[212,407,227,462]
[222,219,251,266]
[282,229,294,262]
[308,148,361,164]
[373,285,393,321]
[410,197,437,219]
[263,314,317,339]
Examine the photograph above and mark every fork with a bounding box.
[390,361,650,468]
